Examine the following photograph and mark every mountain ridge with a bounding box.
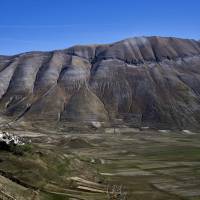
[0,36,200,130]
[1,36,199,57]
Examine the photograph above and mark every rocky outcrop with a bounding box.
[0,36,200,129]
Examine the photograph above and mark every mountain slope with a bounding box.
[0,36,200,129]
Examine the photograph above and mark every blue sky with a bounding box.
[0,0,199,55]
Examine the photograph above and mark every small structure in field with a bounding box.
[107,185,127,200]
[91,121,102,129]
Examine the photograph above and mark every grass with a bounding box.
[143,146,200,161]
[40,192,70,200]
[1,130,200,199]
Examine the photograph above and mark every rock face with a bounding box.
[0,36,200,129]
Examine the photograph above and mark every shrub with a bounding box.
[9,144,32,156]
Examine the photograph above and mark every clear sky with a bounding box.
[0,0,199,55]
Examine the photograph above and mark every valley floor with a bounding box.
[0,127,200,200]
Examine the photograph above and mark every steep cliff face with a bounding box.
[0,36,200,129]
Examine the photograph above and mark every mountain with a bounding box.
[0,36,200,130]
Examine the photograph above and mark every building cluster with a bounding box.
[0,131,25,146]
